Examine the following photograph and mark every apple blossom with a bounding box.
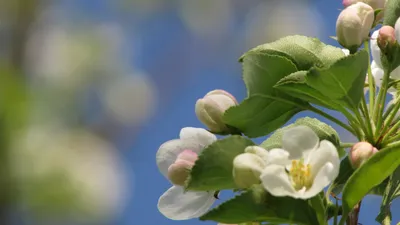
[260,126,340,199]
[349,142,378,168]
[371,30,382,67]
[336,2,374,51]
[156,127,217,220]
[195,89,238,133]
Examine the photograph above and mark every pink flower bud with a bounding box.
[336,2,374,51]
[378,26,396,51]
[167,150,198,186]
[195,89,238,133]
[349,142,378,168]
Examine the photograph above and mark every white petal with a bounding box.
[300,162,337,199]
[395,17,400,44]
[282,126,319,159]
[295,140,340,199]
[390,65,400,80]
[260,164,297,198]
[341,48,350,56]
[306,140,340,178]
[157,186,215,220]
[245,146,269,162]
[371,30,382,67]
[156,139,201,178]
[266,148,291,166]
[179,127,217,153]
[371,62,384,88]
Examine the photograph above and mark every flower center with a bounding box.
[289,159,313,191]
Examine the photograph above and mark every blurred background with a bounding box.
[0,0,398,225]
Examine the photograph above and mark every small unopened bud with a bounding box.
[349,142,378,168]
[336,2,374,51]
[395,17,400,44]
[195,90,238,133]
[233,153,266,188]
[343,0,385,10]
[167,150,198,186]
[378,26,396,52]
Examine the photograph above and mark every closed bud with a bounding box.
[232,153,266,188]
[343,0,385,10]
[336,2,374,51]
[349,142,378,168]
[378,26,396,53]
[167,150,198,186]
[195,90,237,133]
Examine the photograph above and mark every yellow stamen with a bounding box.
[289,159,313,191]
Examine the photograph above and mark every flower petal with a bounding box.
[266,148,291,166]
[390,65,400,80]
[306,140,340,178]
[371,61,384,88]
[371,30,382,67]
[298,140,340,199]
[282,126,319,159]
[260,164,297,198]
[301,162,337,199]
[245,146,269,162]
[157,186,215,220]
[341,48,350,56]
[179,127,217,153]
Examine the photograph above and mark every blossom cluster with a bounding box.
[154,0,400,224]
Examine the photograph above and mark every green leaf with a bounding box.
[308,194,327,225]
[376,166,400,223]
[223,95,305,138]
[331,157,355,196]
[340,145,400,222]
[275,71,350,112]
[278,50,369,110]
[260,117,344,157]
[383,0,400,27]
[185,135,255,191]
[240,35,345,70]
[200,185,319,225]
[242,53,298,96]
[275,71,340,110]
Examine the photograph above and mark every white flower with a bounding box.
[260,126,340,199]
[371,30,382,67]
[156,127,217,220]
